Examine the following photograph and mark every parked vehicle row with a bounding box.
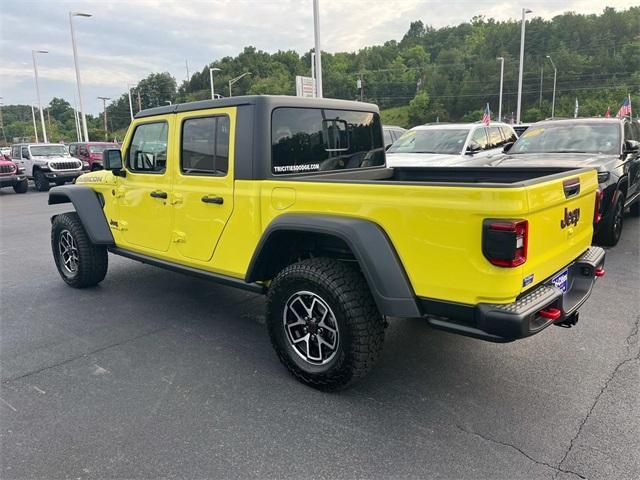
[385,117,640,246]
[9,143,87,191]
[68,142,120,171]
[46,95,605,390]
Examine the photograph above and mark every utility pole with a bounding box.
[137,89,142,112]
[313,0,323,98]
[97,96,110,141]
[516,8,532,124]
[47,108,51,130]
[357,74,364,102]
[185,59,190,83]
[127,84,134,121]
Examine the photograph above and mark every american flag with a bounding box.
[481,103,491,125]
[616,97,632,118]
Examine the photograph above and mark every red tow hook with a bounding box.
[539,307,562,320]
[594,267,606,278]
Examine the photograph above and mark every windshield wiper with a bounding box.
[544,150,589,154]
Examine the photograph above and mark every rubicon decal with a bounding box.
[561,207,580,228]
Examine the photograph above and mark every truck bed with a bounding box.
[295,166,585,186]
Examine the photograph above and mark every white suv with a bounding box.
[11,143,86,191]
[386,122,518,167]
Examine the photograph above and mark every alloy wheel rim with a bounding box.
[58,230,79,274]
[283,291,340,365]
[613,201,623,238]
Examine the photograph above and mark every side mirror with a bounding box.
[503,142,514,153]
[466,141,481,155]
[623,140,639,155]
[103,148,125,176]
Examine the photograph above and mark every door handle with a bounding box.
[201,195,224,205]
[150,190,168,199]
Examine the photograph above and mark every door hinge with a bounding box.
[172,231,186,243]
[170,193,183,205]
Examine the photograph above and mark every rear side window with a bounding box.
[488,127,503,148]
[181,115,230,176]
[469,127,489,150]
[127,122,168,173]
[11,146,19,159]
[271,107,384,174]
[69,144,77,156]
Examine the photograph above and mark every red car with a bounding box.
[68,142,119,171]
[0,155,28,193]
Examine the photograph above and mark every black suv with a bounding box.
[471,118,640,246]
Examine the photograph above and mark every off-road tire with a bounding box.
[266,258,385,391]
[34,170,50,192]
[13,179,28,194]
[629,199,640,217]
[595,191,625,246]
[51,212,108,288]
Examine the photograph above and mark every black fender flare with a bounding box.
[48,185,115,245]
[246,214,420,318]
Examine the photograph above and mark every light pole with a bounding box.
[72,92,81,141]
[546,55,557,119]
[70,11,92,142]
[31,104,39,143]
[209,67,221,99]
[313,0,323,98]
[32,49,48,143]
[516,8,532,124]
[97,96,110,141]
[228,72,251,97]
[497,57,504,122]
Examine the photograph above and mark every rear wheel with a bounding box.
[13,179,28,193]
[33,170,50,192]
[51,212,108,288]
[266,258,385,391]
[595,191,624,246]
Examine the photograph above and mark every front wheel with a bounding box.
[51,212,108,288]
[266,258,385,391]
[33,170,50,192]
[13,179,28,193]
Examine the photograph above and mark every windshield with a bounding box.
[89,144,117,153]
[387,129,468,155]
[30,145,69,157]
[510,123,620,155]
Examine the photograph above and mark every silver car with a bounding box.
[386,122,518,167]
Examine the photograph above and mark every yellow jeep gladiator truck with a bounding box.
[48,96,605,390]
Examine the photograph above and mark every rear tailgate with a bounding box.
[521,168,598,293]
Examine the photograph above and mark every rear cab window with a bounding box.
[181,115,230,176]
[271,107,384,175]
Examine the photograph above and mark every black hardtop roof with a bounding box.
[135,95,380,119]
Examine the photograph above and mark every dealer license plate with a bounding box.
[551,269,569,293]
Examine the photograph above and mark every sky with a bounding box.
[1,0,637,115]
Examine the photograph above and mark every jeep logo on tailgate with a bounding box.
[561,207,580,228]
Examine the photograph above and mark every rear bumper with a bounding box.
[421,246,606,342]
[0,174,27,186]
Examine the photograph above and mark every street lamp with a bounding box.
[97,96,110,141]
[228,72,251,97]
[497,57,505,122]
[516,8,532,124]
[32,49,48,143]
[209,67,221,99]
[313,0,323,98]
[70,11,92,142]
[546,55,557,119]
[31,104,39,143]
[127,83,135,121]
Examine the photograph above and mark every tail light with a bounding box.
[482,219,528,267]
[593,189,602,224]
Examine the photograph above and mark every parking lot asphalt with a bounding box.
[1,187,638,480]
